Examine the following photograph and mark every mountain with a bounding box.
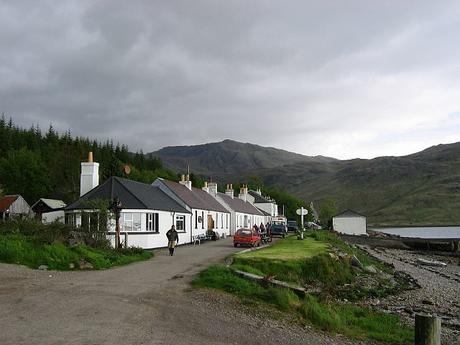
[150,139,336,176]
[151,140,460,226]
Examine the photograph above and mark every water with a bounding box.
[370,226,460,239]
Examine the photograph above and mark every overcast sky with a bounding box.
[1,1,460,159]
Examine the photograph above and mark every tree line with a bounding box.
[0,116,177,204]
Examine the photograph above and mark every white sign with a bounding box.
[296,208,308,216]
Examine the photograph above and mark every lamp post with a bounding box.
[109,198,122,249]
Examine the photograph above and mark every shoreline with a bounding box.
[341,235,460,345]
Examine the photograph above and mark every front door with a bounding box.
[207,214,214,230]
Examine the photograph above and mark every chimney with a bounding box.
[226,184,234,199]
[208,182,218,196]
[179,173,192,190]
[256,188,262,195]
[202,181,209,193]
[238,184,248,202]
[80,151,99,196]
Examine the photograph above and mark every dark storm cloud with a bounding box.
[1,1,460,158]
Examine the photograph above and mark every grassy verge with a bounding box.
[238,235,328,260]
[0,234,153,270]
[194,232,414,343]
[193,265,413,343]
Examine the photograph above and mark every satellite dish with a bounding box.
[123,165,131,175]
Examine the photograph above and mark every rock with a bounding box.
[351,255,364,269]
[38,265,48,270]
[69,263,75,269]
[79,260,94,270]
[329,253,339,261]
[422,299,434,305]
[364,265,377,274]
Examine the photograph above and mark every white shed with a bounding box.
[332,209,367,236]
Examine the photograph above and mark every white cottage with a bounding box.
[152,176,231,238]
[332,209,367,236]
[247,189,278,219]
[65,153,191,249]
[207,184,265,235]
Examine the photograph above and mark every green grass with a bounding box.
[306,230,391,272]
[0,234,153,270]
[193,265,413,343]
[238,235,328,260]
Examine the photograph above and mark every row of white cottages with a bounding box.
[64,155,279,249]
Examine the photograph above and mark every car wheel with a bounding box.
[234,243,237,247]
[257,241,261,247]
[282,234,285,238]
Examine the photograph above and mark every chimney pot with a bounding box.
[88,152,93,163]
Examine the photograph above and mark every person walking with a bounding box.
[166,225,179,256]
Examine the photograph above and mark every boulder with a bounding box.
[79,260,94,270]
[38,265,48,271]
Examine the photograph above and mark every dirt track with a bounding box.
[1,238,385,345]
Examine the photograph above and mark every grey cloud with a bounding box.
[1,1,460,159]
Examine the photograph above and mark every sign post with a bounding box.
[296,207,309,239]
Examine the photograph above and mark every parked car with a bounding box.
[287,220,298,232]
[233,228,261,247]
[270,223,288,238]
[307,222,322,230]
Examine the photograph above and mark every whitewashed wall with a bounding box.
[333,216,367,236]
[42,210,65,224]
[67,209,192,249]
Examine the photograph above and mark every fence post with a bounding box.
[415,313,441,345]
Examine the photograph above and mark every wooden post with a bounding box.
[415,314,441,345]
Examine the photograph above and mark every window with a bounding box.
[221,213,223,228]
[226,214,229,228]
[122,213,133,232]
[176,215,185,232]
[146,213,159,232]
[216,213,219,229]
[65,213,76,227]
[121,213,142,232]
[195,211,198,229]
[201,211,204,229]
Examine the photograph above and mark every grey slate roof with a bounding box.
[218,193,264,216]
[333,209,366,218]
[66,177,189,213]
[32,198,66,211]
[248,190,272,203]
[158,179,229,213]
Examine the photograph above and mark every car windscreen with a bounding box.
[236,230,253,236]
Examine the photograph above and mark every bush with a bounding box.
[0,218,73,244]
[0,233,153,270]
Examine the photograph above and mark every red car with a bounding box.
[233,228,261,247]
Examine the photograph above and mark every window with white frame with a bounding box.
[176,215,185,232]
[146,213,159,232]
[221,213,223,228]
[121,213,142,232]
[216,213,219,229]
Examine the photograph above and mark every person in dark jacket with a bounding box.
[166,225,179,256]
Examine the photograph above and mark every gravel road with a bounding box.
[0,238,387,345]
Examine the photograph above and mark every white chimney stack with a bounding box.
[238,185,248,202]
[179,173,192,190]
[226,184,234,199]
[208,182,218,196]
[80,152,99,196]
[202,181,209,193]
